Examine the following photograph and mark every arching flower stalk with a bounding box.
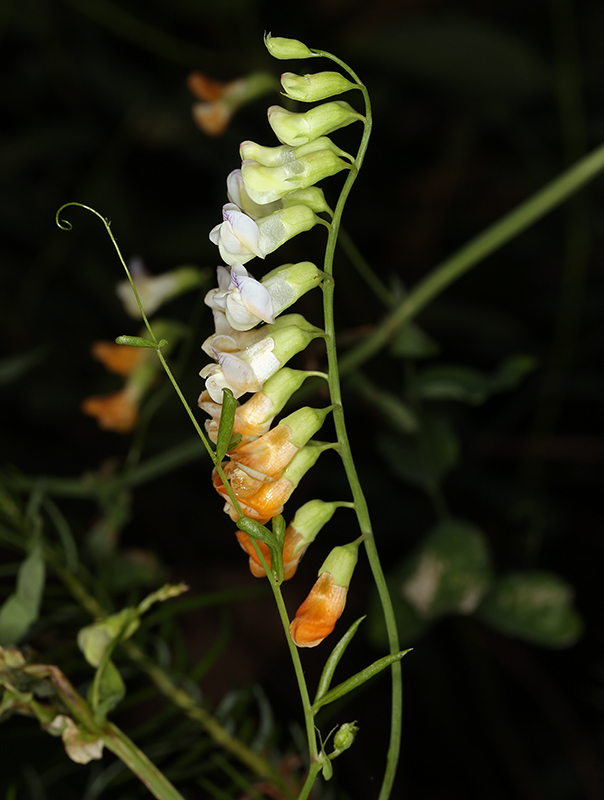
[198,34,404,799]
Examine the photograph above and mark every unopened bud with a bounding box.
[264,33,317,60]
[333,721,359,754]
[281,71,359,103]
[268,102,364,147]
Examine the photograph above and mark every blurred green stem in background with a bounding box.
[340,133,604,376]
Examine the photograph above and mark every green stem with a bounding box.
[102,721,187,800]
[318,54,403,800]
[340,135,604,376]
[297,762,322,800]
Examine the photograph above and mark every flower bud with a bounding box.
[240,136,352,168]
[264,33,317,60]
[281,71,358,103]
[289,499,345,551]
[267,102,364,147]
[333,721,359,754]
[241,149,349,205]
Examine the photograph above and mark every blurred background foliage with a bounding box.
[2,0,604,798]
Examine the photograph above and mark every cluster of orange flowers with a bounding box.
[200,377,357,647]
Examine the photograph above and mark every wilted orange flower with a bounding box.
[289,572,347,648]
[81,386,139,434]
[235,525,306,580]
[212,422,300,520]
[90,341,147,377]
[213,464,293,521]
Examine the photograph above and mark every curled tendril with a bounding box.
[55,202,111,233]
[54,201,157,343]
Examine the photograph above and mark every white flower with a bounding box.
[200,336,280,402]
[116,258,203,319]
[209,203,320,267]
[209,203,264,266]
[205,264,274,331]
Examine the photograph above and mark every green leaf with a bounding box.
[390,322,440,359]
[412,355,536,405]
[215,388,238,462]
[269,515,286,584]
[0,541,45,646]
[314,616,365,704]
[399,519,492,620]
[378,413,459,489]
[236,517,276,548]
[115,335,157,348]
[477,571,583,647]
[89,659,126,719]
[77,608,140,667]
[312,649,412,713]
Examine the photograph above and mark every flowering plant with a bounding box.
[1,22,595,800]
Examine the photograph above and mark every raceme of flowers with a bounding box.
[199,35,366,647]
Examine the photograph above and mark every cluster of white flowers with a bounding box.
[200,37,363,404]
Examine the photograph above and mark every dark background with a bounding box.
[2,1,604,798]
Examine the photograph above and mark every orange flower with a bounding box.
[235,525,306,580]
[90,341,148,377]
[187,71,276,137]
[81,386,139,433]
[289,572,347,648]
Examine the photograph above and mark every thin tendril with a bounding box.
[56,202,156,343]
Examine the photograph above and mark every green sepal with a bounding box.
[314,616,365,704]
[318,750,333,780]
[312,648,412,713]
[215,388,237,462]
[115,335,157,348]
